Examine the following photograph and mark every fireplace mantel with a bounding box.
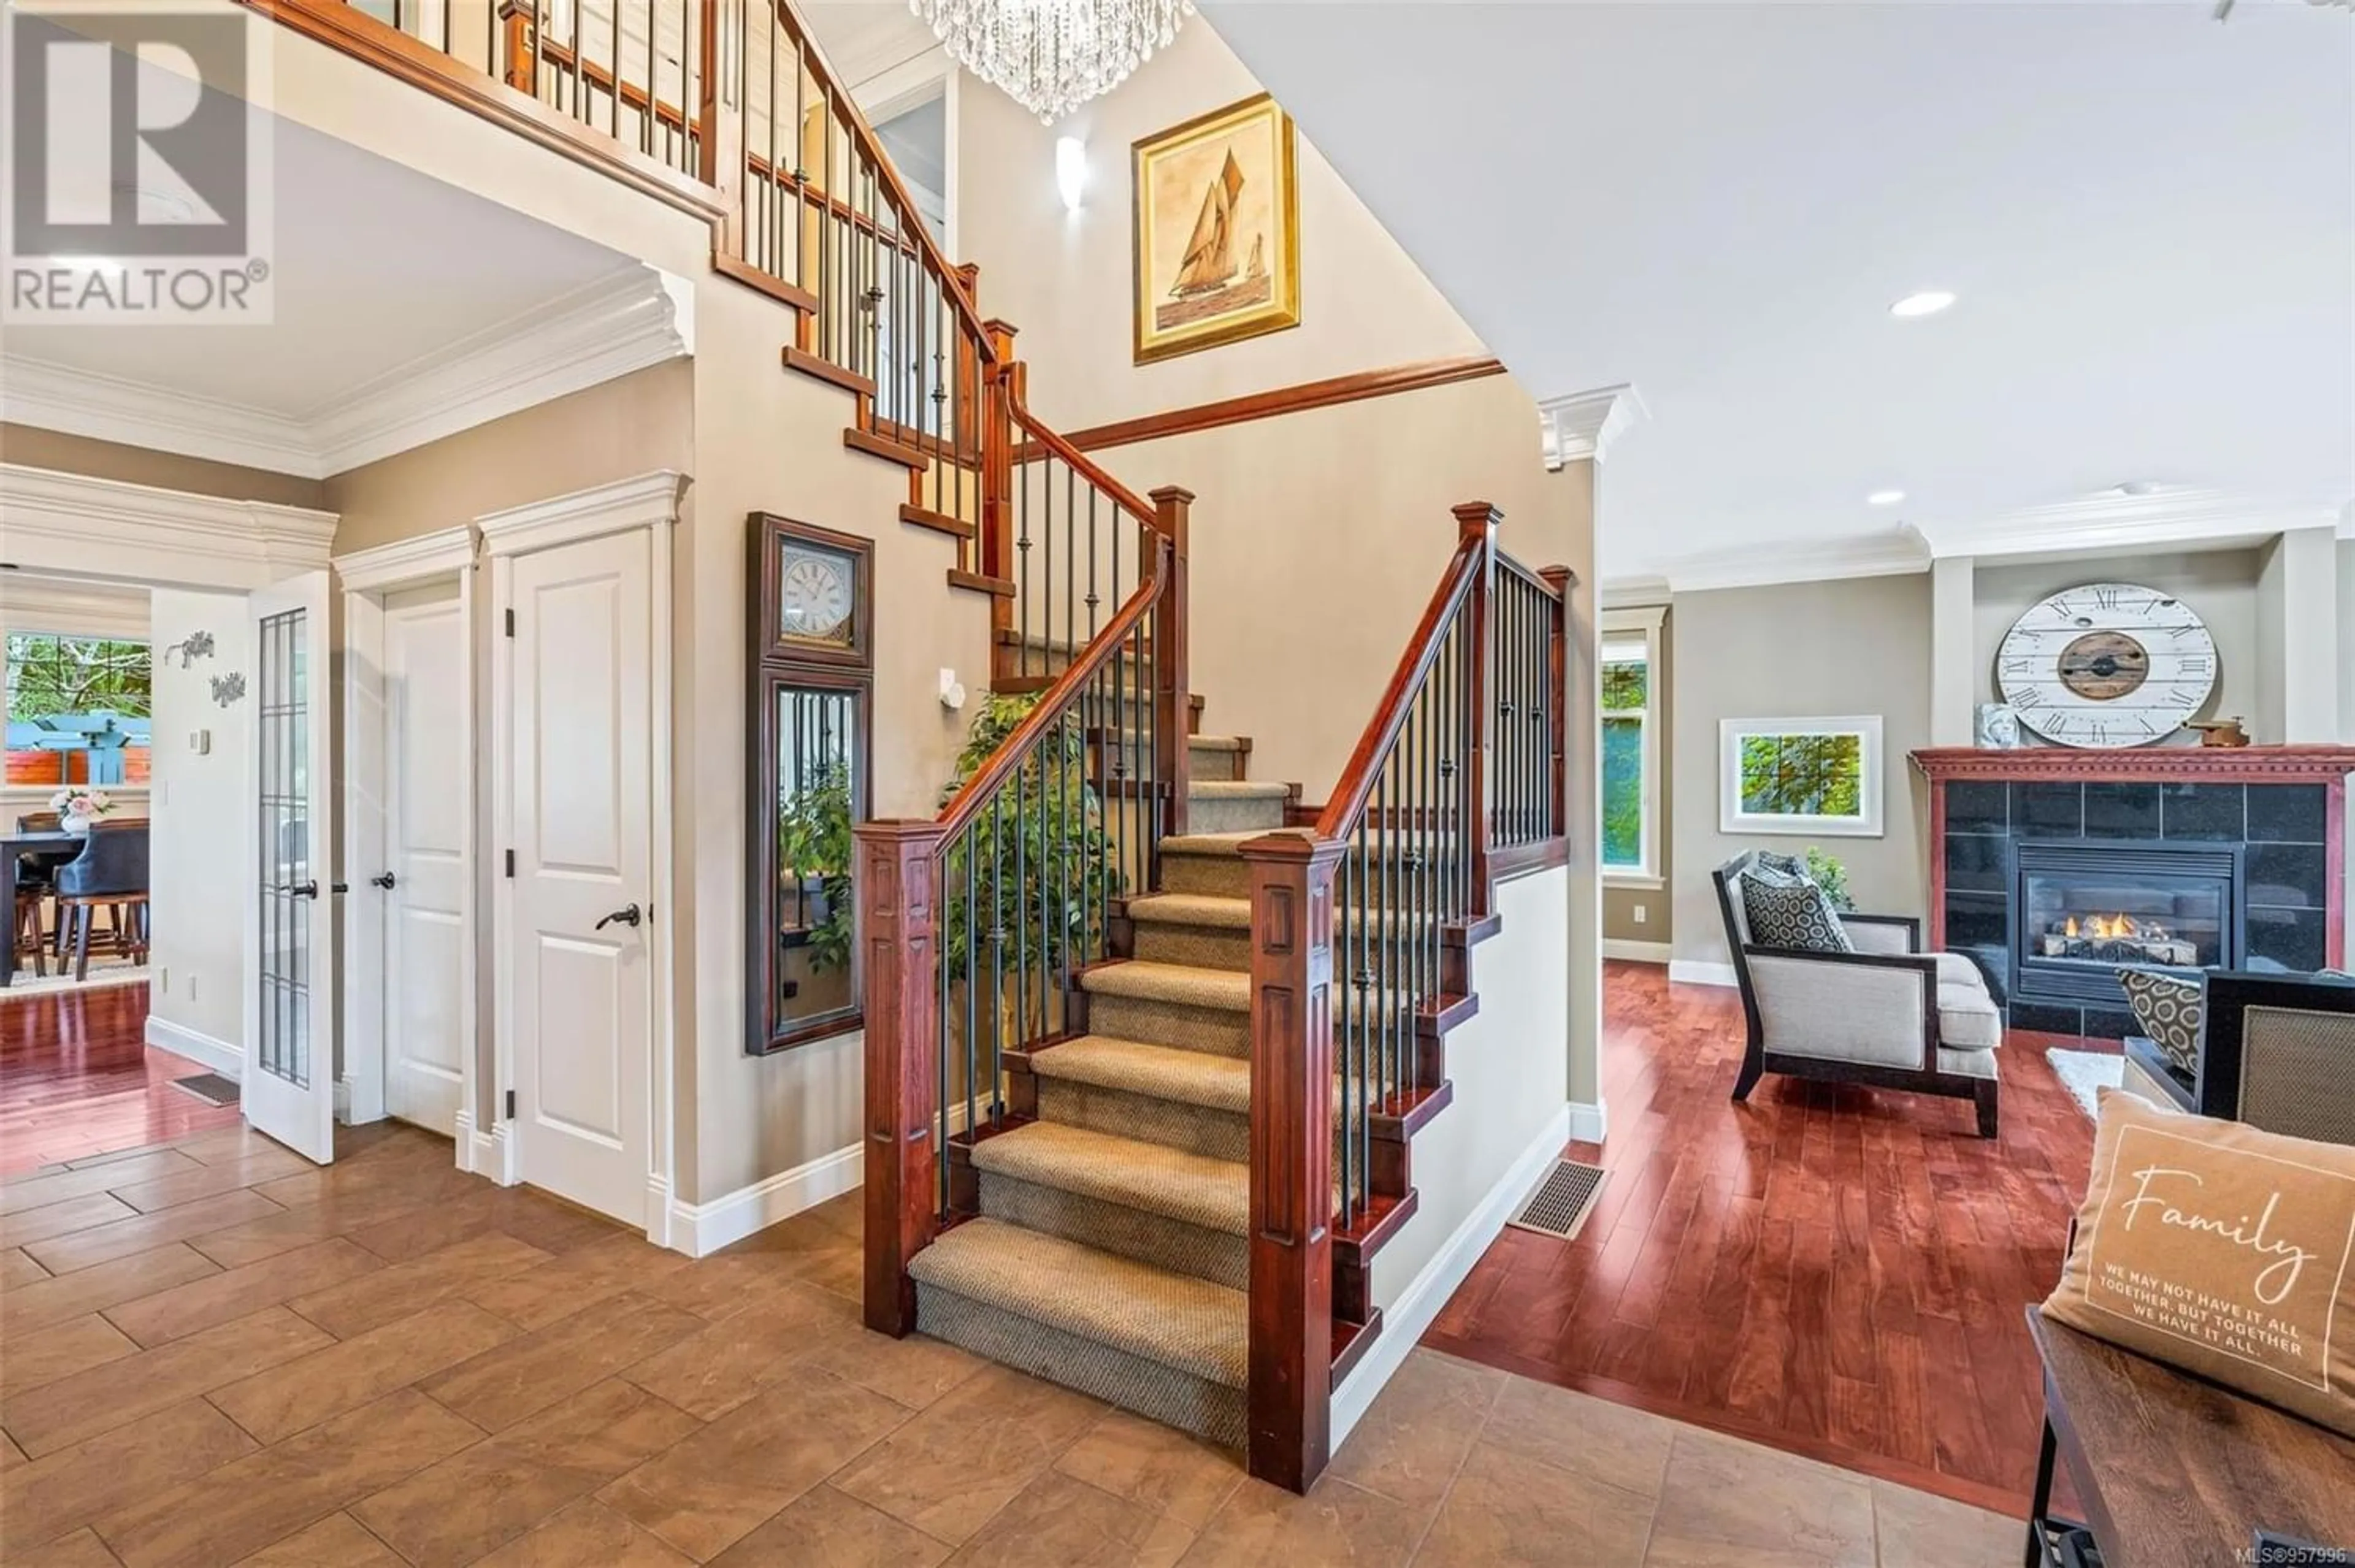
[1916,746,2349,1034]
[1912,746,2355,785]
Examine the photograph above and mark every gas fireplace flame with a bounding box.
[2061,913,2170,941]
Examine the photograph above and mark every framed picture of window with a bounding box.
[1718,716,1883,838]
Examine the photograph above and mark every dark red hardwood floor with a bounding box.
[0,984,240,1174]
[1424,960,2104,1518]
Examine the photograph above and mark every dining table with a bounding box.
[2,829,85,987]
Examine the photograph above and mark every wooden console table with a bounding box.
[2026,1307,2355,1566]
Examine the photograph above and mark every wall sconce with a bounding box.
[1055,136,1086,213]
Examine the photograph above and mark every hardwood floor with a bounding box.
[1,985,240,1176]
[1425,960,2102,1518]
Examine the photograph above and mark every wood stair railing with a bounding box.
[1241,502,1571,1490]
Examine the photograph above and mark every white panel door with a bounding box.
[508,530,653,1223]
[381,586,467,1134]
[244,572,337,1165]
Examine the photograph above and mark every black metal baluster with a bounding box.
[963,825,978,1168]
[1064,468,1076,669]
[1346,813,1366,1229]
[938,842,951,1216]
[989,791,1005,1121]
[1013,735,1027,1054]
[1018,459,1032,678]
[1087,490,1099,641]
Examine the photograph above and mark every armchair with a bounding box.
[1712,851,2004,1138]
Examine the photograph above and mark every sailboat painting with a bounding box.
[1132,93,1300,364]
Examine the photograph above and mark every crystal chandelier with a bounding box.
[913,0,1195,122]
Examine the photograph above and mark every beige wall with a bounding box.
[1084,377,1583,800]
[681,277,994,1204]
[1670,573,1935,968]
[0,424,329,510]
[1970,549,2261,741]
[323,361,695,550]
[955,20,1484,432]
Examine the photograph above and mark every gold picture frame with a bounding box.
[1132,93,1301,365]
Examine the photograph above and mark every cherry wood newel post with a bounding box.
[855,820,945,1337]
[1452,502,1501,911]
[1239,832,1347,1490]
[980,320,1020,676]
[495,0,537,93]
[1539,565,1575,839]
[1151,486,1193,840]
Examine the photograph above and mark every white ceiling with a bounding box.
[1202,1,2355,584]
[2,112,671,476]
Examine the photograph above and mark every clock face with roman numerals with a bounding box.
[1996,583,2216,749]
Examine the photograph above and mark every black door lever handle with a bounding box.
[594,903,643,931]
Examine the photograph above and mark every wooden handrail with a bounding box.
[935,541,1170,839]
[1003,380,1163,533]
[757,0,994,358]
[1314,505,1496,841]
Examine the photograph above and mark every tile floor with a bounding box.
[0,1122,2023,1566]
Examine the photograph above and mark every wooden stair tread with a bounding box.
[900,503,976,540]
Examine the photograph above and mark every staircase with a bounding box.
[907,735,1290,1450]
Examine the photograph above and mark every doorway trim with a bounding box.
[481,471,684,1241]
[334,525,481,1166]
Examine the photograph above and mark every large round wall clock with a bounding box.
[1996,583,2216,749]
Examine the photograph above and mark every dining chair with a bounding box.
[53,820,151,982]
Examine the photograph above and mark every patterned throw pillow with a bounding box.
[1739,876,1854,955]
[1745,852,1807,887]
[2118,967,2204,1077]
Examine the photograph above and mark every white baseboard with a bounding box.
[1568,1099,1609,1144]
[663,1141,865,1258]
[1330,1103,1571,1448]
[144,1015,239,1079]
[1668,959,1738,988]
[453,1111,516,1185]
[1601,939,1669,963]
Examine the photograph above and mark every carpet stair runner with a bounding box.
[908,741,1301,1450]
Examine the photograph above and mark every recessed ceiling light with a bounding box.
[1889,290,1956,318]
[1867,489,1906,507]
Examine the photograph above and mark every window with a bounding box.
[1600,606,1664,882]
[4,633,153,790]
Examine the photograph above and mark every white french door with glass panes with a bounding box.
[243,572,337,1165]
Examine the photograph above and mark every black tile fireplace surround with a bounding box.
[1942,780,2334,1038]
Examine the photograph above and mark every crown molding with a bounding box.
[0,463,339,590]
[478,470,689,558]
[1919,488,2346,562]
[1658,527,1931,595]
[0,264,692,483]
[312,267,694,475]
[333,525,477,593]
[1599,576,1672,610]
[1538,383,1645,471]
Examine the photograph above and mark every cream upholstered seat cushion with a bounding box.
[1937,962,2002,1052]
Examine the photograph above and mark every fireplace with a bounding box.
[2010,841,2243,1008]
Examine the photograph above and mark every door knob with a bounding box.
[370,873,397,890]
[282,881,320,900]
[594,902,643,931]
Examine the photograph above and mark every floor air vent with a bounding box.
[171,1073,240,1108]
[1507,1159,1607,1241]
